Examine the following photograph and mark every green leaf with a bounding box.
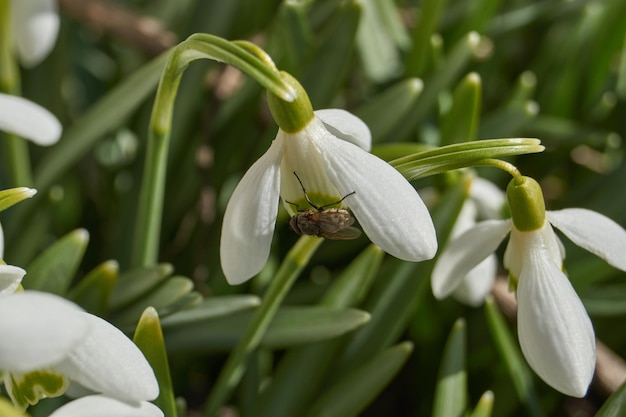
[354,78,424,143]
[405,0,449,76]
[395,32,484,140]
[440,72,482,145]
[484,297,543,417]
[432,318,467,417]
[111,276,195,326]
[159,295,261,328]
[23,229,89,295]
[0,187,35,213]
[334,180,468,374]
[134,307,178,417]
[479,101,539,139]
[470,391,495,417]
[163,306,370,352]
[305,342,413,417]
[109,264,173,311]
[595,378,626,417]
[302,0,361,107]
[252,245,384,417]
[68,260,118,316]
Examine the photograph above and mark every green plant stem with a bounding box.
[131,34,295,268]
[475,158,524,183]
[0,0,33,187]
[203,236,323,417]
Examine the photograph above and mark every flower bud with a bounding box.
[266,72,314,133]
[506,176,546,231]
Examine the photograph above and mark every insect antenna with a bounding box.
[292,171,356,210]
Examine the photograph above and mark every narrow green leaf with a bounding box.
[580,284,626,316]
[111,276,195,326]
[470,391,495,417]
[595,378,626,417]
[354,78,424,143]
[440,72,482,145]
[109,264,173,311]
[159,295,261,328]
[134,307,177,417]
[23,229,89,295]
[165,306,369,352]
[432,318,467,417]
[253,245,384,417]
[0,187,36,213]
[406,0,449,76]
[334,180,468,374]
[68,260,118,316]
[395,32,483,140]
[371,142,432,162]
[302,0,360,107]
[305,342,413,417]
[484,297,543,417]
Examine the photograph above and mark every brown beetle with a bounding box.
[286,172,361,240]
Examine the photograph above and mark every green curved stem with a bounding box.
[0,0,33,187]
[203,236,323,417]
[131,34,296,268]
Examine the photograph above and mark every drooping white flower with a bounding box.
[0,93,62,145]
[0,291,159,410]
[432,176,626,397]
[11,0,60,68]
[220,102,437,284]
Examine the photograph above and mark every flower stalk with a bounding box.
[131,34,296,268]
[203,235,323,417]
[0,0,33,187]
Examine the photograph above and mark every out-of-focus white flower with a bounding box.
[11,0,59,68]
[432,176,626,397]
[0,93,62,145]
[220,73,437,285]
[0,291,159,410]
[438,176,504,306]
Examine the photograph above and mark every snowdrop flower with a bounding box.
[0,93,62,146]
[443,176,505,306]
[0,291,160,412]
[220,72,437,284]
[11,0,60,67]
[432,175,626,397]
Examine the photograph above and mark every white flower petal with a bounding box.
[0,291,87,372]
[452,254,497,307]
[0,264,26,295]
[315,109,372,151]
[432,220,511,299]
[48,395,163,417]
[312,122,436,261]
[220,137,283,285]
[517,231,595,398]
[469,177,505,219]
[547,208,626,271]
[0,93,62,145]
[11,0,60,67]
[55,313,159,402]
